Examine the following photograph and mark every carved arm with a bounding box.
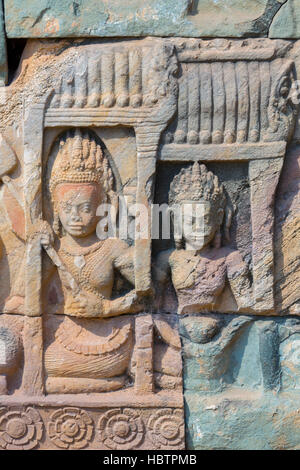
[226,250,253,310]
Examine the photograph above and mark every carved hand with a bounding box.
[64,293,89,316]
[103,290,145,317]
[28,220,54,247]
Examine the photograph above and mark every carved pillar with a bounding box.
[22,104,45,395]
[249,157,284,312]
[134,314,154,394]
[135,126,162,294]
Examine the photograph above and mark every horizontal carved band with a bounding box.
[0,406,184,450]
[160,142,286,162]
[45,108,153,127]
[178,48,276,62]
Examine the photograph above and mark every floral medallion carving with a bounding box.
[98,408,145,450]
[0,407,43,450]
[148,409,184,449]
[48,407,94,449]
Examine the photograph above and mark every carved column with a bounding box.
[249,157,284,312]
[134,126,163,294]
[134,314,154,394]
[22,104,45,395]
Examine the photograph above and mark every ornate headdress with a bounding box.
[169,162,226,209]
[49,129,114,195]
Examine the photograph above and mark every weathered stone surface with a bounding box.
[270,0,300,38]
[3,0,291,39]
[182,315,300,449]
[0,34,299,450]
[185,392,300,450]
[275,144,300,314]
[0,38,184,449]
[0,2,7,85]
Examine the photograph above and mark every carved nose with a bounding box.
[70,207,80,221]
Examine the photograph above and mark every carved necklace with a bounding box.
[59,239,114,301]
[60,240,104,270]
[61,239,104,256]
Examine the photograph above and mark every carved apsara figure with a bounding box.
[155,162,252,314]
[41,129,143,393]
[44,129,142,318]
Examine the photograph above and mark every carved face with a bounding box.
[180,200,224,250]
[55,183,101,238]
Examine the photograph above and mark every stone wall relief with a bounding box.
[0,38,184,449]
[0,37,299,450]
[154,162,253,315]
[157,38,299,316]
[181,315,300,450]
[40,128,143,394]
[153,39,300,450]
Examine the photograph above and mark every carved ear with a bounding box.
[174,237,183,250]
[224,206,233,242]
[217,208,224,225]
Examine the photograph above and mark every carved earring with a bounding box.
[213,229,221,249]
[175,237,183,250]
[53,209,62,237]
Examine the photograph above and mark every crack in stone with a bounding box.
[73,2,81,17]
[238,0,289,37]
[31,7,51,28]
[268,0,291,36]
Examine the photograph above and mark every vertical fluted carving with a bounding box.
[74,53,88,108]
[187,64,200,144]
[211,62,225,144]
[248,61,260,142]
[60,66,74,108]
[101,53,115,107]
[87,55,101,108]
[199,63,212,144]
[224,62,237,144]
[115,51,129,107]
[236,62,250,143]
[174,64,188,143]
[260,62,271,139]
[129,49,142,108]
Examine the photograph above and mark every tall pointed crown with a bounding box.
[49,129,114,194]
[169,162,226,208]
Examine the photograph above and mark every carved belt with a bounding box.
[55,317,132,356]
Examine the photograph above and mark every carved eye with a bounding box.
[80,203,91,213]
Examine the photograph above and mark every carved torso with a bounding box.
[170,247,233,312]
[59,238,116,301]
